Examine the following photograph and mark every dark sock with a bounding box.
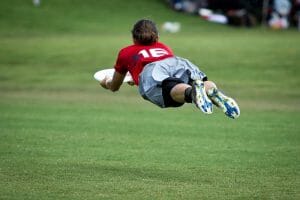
[184,87,192,103]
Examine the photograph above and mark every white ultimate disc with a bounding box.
[94,68,133,83]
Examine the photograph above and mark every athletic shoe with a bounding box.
[192,80,213,114]
[207,88,240,119]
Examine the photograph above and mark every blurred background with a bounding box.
[167,0,300,29]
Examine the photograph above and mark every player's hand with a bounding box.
[99,76,111,89]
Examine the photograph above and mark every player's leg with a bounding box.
[161,77,186,108]
[204,80,240,119]
[169,83,190,103]
[168,57,212,113]
[162,78,212,114]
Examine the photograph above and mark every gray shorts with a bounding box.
[138,56,207,108]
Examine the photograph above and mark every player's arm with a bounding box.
[100,71,125,92]
[101,48,130,91]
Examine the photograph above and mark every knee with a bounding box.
[162,77,185,107]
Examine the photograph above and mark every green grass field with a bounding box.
[1,0,300,199]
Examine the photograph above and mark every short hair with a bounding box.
[131,19,158,45]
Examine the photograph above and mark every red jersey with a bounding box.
[114,42,174,85]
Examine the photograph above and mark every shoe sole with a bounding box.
[192,80,213,114]
[208,88,240,119]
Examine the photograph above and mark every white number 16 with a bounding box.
[138,48,169,58]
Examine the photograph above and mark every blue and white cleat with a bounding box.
[207,88,240,119]
[192,80,213,114]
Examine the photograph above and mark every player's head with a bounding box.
[131,19,158,45]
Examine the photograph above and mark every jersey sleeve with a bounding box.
[114,49,128,74]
